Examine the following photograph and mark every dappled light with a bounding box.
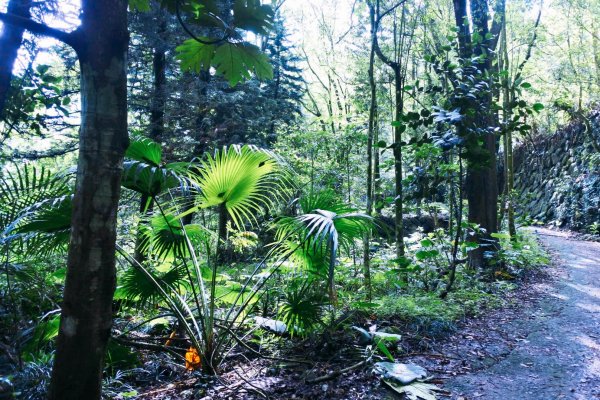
[0,0,599,399]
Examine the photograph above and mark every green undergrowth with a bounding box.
[366,229,550,337]
[375,286,503,337]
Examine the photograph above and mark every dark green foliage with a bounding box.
[0,164,71,232]
[278,281,325,337]
[120,263,187,307]
[139,213,210,259]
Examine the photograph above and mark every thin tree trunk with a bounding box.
[134,16,167,263]
[393,66,405,258]
[501,21,516,238]
[149,16,167,143]
[373,117,382,215]
[370,0,407,258]
[0,0,32,119]
[49,1,129,398]
[363,4,378,300]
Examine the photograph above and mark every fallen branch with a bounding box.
[305,360,367,384]
[111,336,184,360]
[216,323,313,366]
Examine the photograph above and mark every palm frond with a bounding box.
[299,189,352,214]
[139,212,213,260]
[2,194,73,255]
[0,164,71,232]
[122,137,196,197]
[190,144,291,228]
[119,263,187,307]
[125,136,162,166]
[272,192,372,296]
[278,281,325,337]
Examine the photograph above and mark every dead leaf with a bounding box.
[382,379,443,400]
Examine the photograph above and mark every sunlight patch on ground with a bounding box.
[568,256,599,270]
[548,292,569,301]
[575,302,600,313]
[575,335,600,351]
[565,283,600,300]
[586,358,600,378]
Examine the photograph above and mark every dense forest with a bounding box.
[0,0,599,399]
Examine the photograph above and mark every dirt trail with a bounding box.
[444,228,600,399]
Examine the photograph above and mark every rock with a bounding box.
[373,362,428,385]
[254,317,287,334]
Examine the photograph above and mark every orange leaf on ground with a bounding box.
[185,346,201,371]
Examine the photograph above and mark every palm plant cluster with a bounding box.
[0,139,372,379]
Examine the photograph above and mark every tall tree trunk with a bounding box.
[134,16,167,264]
[373,115,382,215]
[593,19,600,88]
[363,4,378,300]
[0,0,31,119]
[370,0,407,258]
[500,20,516,237]
[393,66,405,258]
[453,0,499,268]
[149,16,167,143]
[49,1,129,398]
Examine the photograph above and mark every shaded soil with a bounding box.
[128,228,600,399]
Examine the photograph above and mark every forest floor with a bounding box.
[132,228,600,400]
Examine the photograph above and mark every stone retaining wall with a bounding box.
[513,109,600,232]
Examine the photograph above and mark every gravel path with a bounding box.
[444,228,600,399]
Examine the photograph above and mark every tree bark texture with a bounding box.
[48,1,129,398]
[0,0,31,119]
[363,4,378,300]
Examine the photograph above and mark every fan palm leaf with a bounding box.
[122,137,194,198]
[188,144,290,229]
[0,164,71,232]
[3,195,73,255]
[139,212,213,260]
[273,192,372,299]
[119,262,187,307]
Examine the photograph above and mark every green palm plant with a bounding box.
[117,144,292,375]
[278,280,325,337]
[121,136,196,264]
[5,195,73,255]
[121,137,192,202]
[274,190,372,301]
[185,144,290,261]
[0,164,72,255]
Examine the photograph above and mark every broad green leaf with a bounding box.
[491,232,511,239]
[176,39,217,73]
[233,0,274,35]
[420,239,434,247]
[213,42,273,86]
[375,338,395,362]
[532,103,544,112]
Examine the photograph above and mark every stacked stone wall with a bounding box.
[513,109,600,232]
